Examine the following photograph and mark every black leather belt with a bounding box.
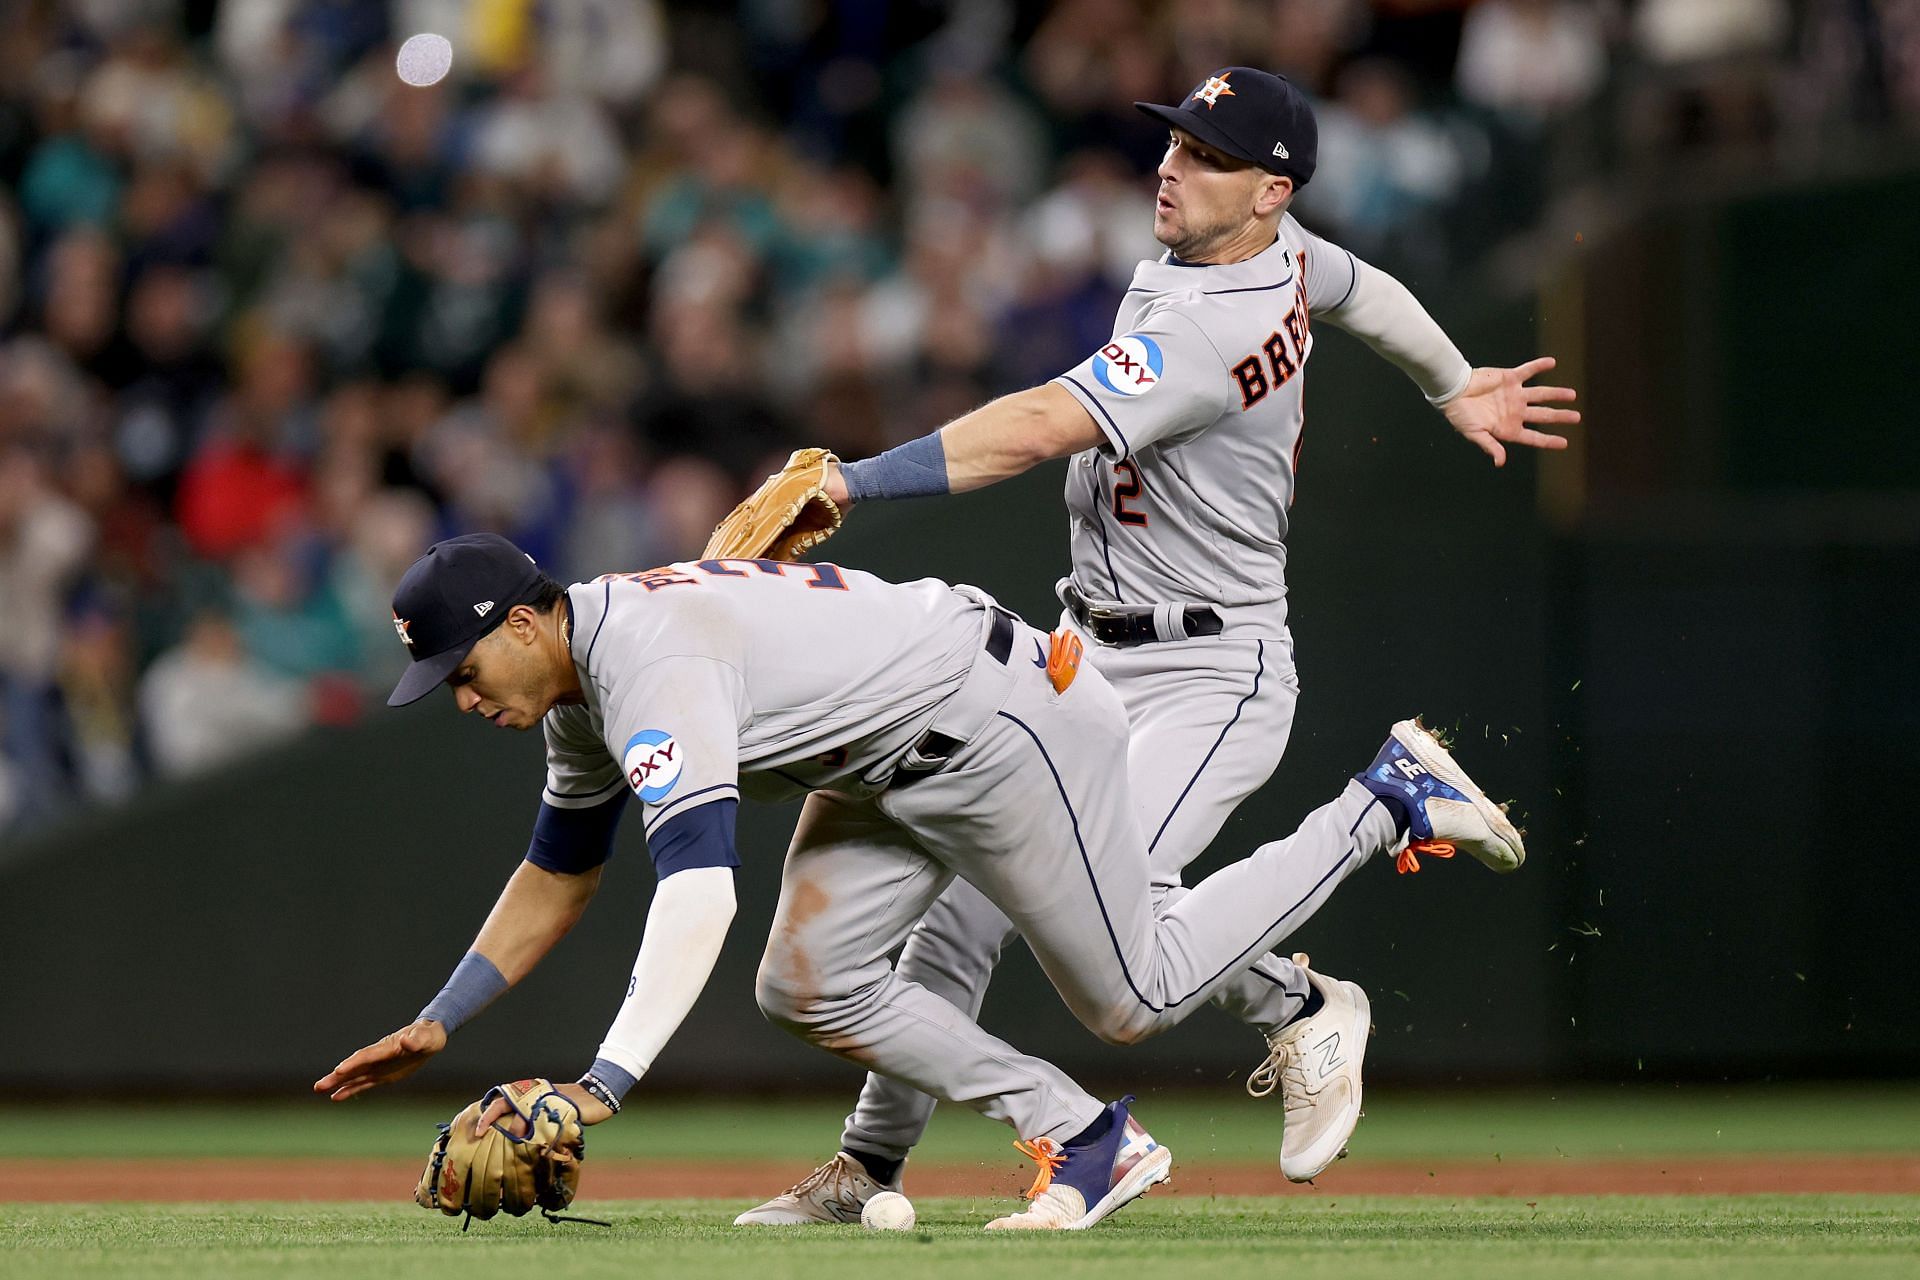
[890,607,1016,789]
[1063,586,1222,647]
[983,605,1014,664]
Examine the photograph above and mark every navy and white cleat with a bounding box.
[985,1098,1172,1230]
[1357,718,1525,874]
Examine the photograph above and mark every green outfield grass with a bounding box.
[19,1083,1920,1162]
[4,1197,1918,1280]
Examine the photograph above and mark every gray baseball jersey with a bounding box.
[539,559,981,831]
[842,222,1366,1160]
[531,557,1401,1149]
[1053,217,1356,636]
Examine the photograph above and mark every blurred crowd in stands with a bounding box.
[0,0,1912,830]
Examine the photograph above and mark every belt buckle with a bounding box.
[1084,602,1125,636]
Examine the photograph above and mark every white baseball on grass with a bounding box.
[860,1190,916,1231]
[395,33,453,87]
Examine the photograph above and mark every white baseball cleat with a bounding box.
[732,1151,900,1226]
[985,1097,1171,1230]
[1247,953,1371,1182]
[1356,717,1526,873]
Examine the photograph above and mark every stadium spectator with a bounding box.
[137,609,307,779]
[1455,0,1609,130]
[0,443,93,826]
[0,0,1903,833]
[1303,57,1483,267]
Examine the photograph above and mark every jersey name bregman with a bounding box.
[1228,263,1313,410]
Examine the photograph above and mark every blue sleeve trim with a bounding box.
[1058,375,1130,458]
[644,783,740,833]
[1329,249,1359,311]
[647,799,740,879]
[526,792,629,874]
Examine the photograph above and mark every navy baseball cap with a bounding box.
[1136,67,1318,185]
[387,533,550,707]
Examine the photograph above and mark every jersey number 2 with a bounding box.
[1111,461,1148,526]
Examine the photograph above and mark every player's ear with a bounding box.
[503,603,541,643]
[1256,174,1293,217]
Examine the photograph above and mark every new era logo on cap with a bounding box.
[386,533,550,707]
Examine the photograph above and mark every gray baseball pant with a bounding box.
[837,631,1313,1160]
[753,638,1395,1146]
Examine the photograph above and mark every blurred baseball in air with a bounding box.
[395,33,453,87]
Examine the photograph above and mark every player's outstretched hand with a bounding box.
[473,1080,614,1136]
[1440,356,1580,467]
[313,1018,448,1102]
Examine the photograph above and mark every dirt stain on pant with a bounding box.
[763,878,831,1003]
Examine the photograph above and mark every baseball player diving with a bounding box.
[315,531,1525,1230]
[735,66,1579,1225]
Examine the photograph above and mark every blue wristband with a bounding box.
[839,432,950,501]
[583,1056,639,1104]
[419,952,508,1034]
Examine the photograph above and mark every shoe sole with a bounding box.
[1392,718,1525,872]
[732,1202,865,1226]
[1070,1143,1173,1230]
[1282,981,1371,1182]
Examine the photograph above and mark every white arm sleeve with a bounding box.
[1318,257,1474,405]
[593,865,737,1081]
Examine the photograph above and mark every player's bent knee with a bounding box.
[1083,1006,1161,1048]
[753,962,874,1033]
[752,961,816,1027]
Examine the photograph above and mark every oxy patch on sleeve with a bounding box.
[622,729,686,802]
[1092,334,1165,397]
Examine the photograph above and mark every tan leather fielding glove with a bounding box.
[415,1078,588,1224]
[702,448,843,561]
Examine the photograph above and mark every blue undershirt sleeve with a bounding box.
[525,793,629,874]
[838,431,950,501]
[419,952,507,1033]
[646,799,741,879]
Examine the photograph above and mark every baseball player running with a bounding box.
[315,533,1524,1230]
[739,66,1577,1224]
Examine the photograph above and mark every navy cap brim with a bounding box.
[1134,101,1278,173]
[387,643,473,707]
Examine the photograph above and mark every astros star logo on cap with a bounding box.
[1192,73,1235,108]
[392,614,414,648]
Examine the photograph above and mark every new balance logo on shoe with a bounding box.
[1393,758,1427,780]
[817,1196,861,1222]
[1312,1031,1345,1078]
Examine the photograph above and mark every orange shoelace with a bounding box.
[1396,838,1455,875]
[1012,1137,1066,1200]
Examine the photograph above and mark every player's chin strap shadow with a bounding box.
[459,1209,613,1232]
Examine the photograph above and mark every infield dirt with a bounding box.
[8,1154,1917,1203]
